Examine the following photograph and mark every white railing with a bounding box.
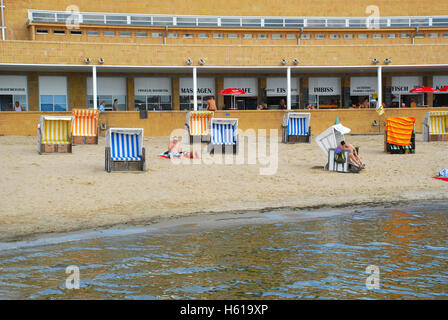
[27,10,448,29]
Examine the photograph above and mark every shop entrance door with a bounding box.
[0,95,13,111]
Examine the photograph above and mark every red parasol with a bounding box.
[409,86,438,93]
[439,86,448,92]
[218,88,246,109]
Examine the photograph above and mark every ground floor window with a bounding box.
[179,95,213,111]
[135,95,172,111]
[309,95,340,108]
[391,94,424,108]
[434,94,448,107]
[266,96,299,109]
[349,95,377,108]
[224,96,258,110]
[88,95,127,111]
[40,95,67,111]
[0,94,28,111]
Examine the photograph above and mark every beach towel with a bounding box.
[386,117,416,146]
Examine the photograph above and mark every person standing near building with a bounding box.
[113,99,119,111]
[14,101,23,111]
[206,96,216,111]
[99,101,106,112]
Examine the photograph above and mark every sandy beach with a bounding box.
[0,134,447,241]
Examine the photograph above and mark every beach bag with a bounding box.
[334,148,346,164]
[439,169,448,178]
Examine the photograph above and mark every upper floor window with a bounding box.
[183,33,193,38]
[213,33,223,39]
[373,34,382,39]
[36,29,48,34]
[415,33,425,38]
[330,34,339,39]
[429,33,439,38]
[152,32,163,38]
[286,34,296,39]
[104,31,115,37]
[243,34,253,39]
[120,32,131,37]
[272,34,282,39]
[228,33,238,39]
[198,33,209,38]
[344,34,353,39]
[358,34,368,39]
[258,34,267,39]
[315,34,325,39]
[54,30,66,35]
[167,33,178,38]
[387,34,396,38]
[88,31,99,36]
[401,33,410,38]
[136,32,147,37]
[70,30,82,35]
[301,34,311,39]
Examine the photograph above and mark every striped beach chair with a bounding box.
[37,116,73,154]
[422,111,448,142]
[72,109,100,145]
[185,111,214,143]
[384,117,416,154]
[207,118,239,154]
[282,112,311,143]
[105,128,146,172]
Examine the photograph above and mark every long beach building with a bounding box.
[1,0,448,114]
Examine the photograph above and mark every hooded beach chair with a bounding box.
[282,112,311,143]
[185,111,214,143]
[422,111,448,142]
[37,115,73,154]
[315,121,359,173]
[384,117,416,154]
[105,128,146,173]
[72,109,100,145]
[207,118,239,154]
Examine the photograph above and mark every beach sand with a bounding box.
[0,134,447,241]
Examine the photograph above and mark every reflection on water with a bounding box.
[0,207,447,300]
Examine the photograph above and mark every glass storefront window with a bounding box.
[40,95,67,111]
[179,95,213,110]
[87,95,127,110]
[134,95,172,110]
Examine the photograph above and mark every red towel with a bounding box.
[432,176,448,182]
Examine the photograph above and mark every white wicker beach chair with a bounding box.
[282,112,311,143]
[105,128,146,172]
[207,118,239,154]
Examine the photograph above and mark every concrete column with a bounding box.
[425,75,434,107]
[92,66,97,110]
[28,72,39,111]
[216,77,224,109]
[172,77,180,110]
[258,77,266,106]
[193,67,197,111]
[301,77,309,109]
[287,67,291,110]
[68,73,86,110]
[377,66,382,109]
[127,77,134,111]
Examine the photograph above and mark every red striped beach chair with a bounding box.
[72,109,100,145]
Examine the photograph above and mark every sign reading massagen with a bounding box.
[0,76,27,94]
[309,77,341,96]
[179,77,215,96]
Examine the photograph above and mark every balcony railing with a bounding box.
[28,10,448,29]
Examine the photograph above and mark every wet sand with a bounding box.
[0,134,447,241]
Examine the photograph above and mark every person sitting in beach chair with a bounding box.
[338,141,365,169]
[162,136,201,159]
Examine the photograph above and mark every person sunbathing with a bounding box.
[165,137,201,159]
[339,140,365,169]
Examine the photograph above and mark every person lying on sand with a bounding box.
[338,140,365,169]
[164,137,201,159]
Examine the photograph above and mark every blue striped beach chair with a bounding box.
[207,118,239,154]
[105,128,146,172]
[282,112,311,143]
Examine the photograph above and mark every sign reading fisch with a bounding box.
[391,76,423,94]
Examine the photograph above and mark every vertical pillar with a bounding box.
[301,77,309,109]
[425,75,434,107]
[127,77,134,111]
[287,67,291,110]
[258,77,266,107]
[216,77,224,110]
[193,67,197,111]
[172,77,180,110]
[377,66,382,109]
[92,65,97,110]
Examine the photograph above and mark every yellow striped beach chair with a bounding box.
[72,109,100,145]
[185,111,214,143]
[423,111,448,142]
[37,116,73,154]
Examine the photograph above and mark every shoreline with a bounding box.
[1,198,447,250]
[1,134,447,244]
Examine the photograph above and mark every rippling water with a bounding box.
[0,205,447,299]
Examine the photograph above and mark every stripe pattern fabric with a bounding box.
[288,117,308,135]
[189,111,213,136]
[41,119,72,144]
[211,123,236,145]
[428,111,448,135]
[72,109,99,137]
[110,132,141,161]
[386,117,416,146]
